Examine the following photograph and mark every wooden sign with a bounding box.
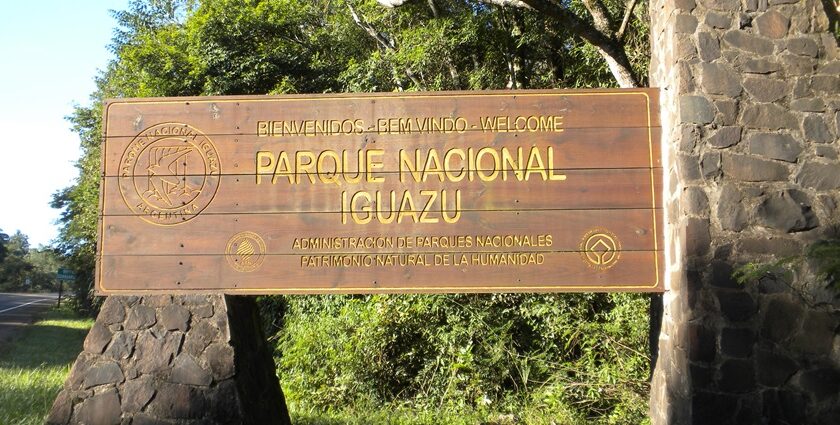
[97,89,663,294]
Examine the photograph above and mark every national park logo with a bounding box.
[225,231,267,272]
[118,123,221,225]
[579,228,621,270]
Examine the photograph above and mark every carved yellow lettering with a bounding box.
[443,148,466,182]
[366,149,384,183]
[255,151,275,184]
[419,190,439,223]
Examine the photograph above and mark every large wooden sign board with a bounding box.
[97,89,663,294]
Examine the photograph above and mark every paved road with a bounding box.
[0,292,58,348]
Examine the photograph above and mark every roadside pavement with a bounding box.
[0,292,58,349]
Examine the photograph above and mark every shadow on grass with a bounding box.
[0,324,89,368]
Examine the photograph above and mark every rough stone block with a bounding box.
[796,163,840,190]
[84,322,113,354]
[721,153,789,181]
[723,30,774,55]
[756,349,799,386]
[147,382,208,420]
[720,327,754,357]
[83,361,125,389]
[700,63,742,96]
[716,184,748,231]
[206,343,236,381]
[756,190,818,233]
[76,388,121,425]
[742,77,788,102]
[704,11,731,29]
[183,320,220,357]
[799,368,840,400]
[135,331,182,374]
[122,378,155,413]
[742,104,798,130]
[716,290,757,321]
[790,97,825,112]
[738,237,802,256]
[678,154,703,181]
[802,115,832,143]
[740,58,781,74]
[816,145,838,160]
[781,54,817,75]
[700,152,721,178]
[714,100,738,125]
[675,14,698,33]
[763,389,807,424]
[790,311,837,355]
[697,32,721,61]
[170,354,213,387]
[160,304,191,332]
[761,297,804,342]
[699,0,740,10]
[817,61,840,75]
[686,218,711,256]
[682,186,709,216]
[688,323,716,362]
[786,37,819,57]
[680,95,715,124]
[125,305,157,330]
[99,298,126,325]
[708,126,741,148]
[754,10,789,39]
[142,295,172,308]
[693,391,738,423]
[718,359,756,393]
[748,133,802,162]
[104,331,136,360]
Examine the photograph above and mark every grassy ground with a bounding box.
[0,307,92,425]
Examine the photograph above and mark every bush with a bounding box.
[268,293,651,424]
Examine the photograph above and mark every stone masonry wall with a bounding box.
[649,0,840,423]
[47,295,291,425]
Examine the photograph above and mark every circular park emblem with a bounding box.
[579,228,621,270]
[225,231,267,273]
[118,123,221,225]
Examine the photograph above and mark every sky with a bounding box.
[0,0,129,247]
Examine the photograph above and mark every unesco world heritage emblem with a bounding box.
[226,231,267,272]
[118,123,221,225]
[580,229,621,270]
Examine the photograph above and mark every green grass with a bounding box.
[0,308,92,425]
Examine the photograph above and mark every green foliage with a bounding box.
[0,230,65,293]
[276,294,651,424]
[0,308,93,424]
[735,239,840,292]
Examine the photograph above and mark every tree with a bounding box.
[374,0,646,87]
[0,231,33,291]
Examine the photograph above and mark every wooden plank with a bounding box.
[100,209,664,256]
[98,250,664,294]
[103,126,662,177]
[97,89,664,294]
[103,89,660,137]
[101,168,663,216]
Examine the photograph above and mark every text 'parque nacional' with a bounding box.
[97,89,664,294]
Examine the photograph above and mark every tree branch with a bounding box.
[517,0,639,87]
[348,5,422,88]
[616,0,639,41]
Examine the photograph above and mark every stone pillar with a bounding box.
[47,295,291,425]
[649,0,840,423]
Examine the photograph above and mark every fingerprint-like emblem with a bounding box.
[226,231,266,272]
